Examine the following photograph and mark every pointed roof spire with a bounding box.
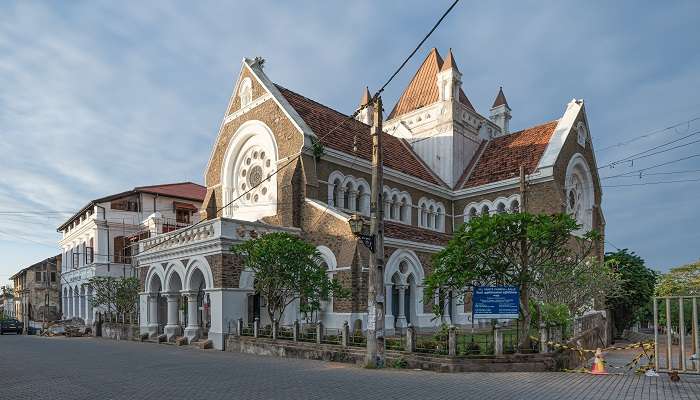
[492,86,509,109]
[360,86,371,107]
[440,48,459,72]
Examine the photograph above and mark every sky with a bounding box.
[1,1,699,282]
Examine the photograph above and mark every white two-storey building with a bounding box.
[58,182,205,325]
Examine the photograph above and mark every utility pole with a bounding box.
[519,165,527,213]
[366,96,385,368]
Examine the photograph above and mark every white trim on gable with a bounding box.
[537,99,582,170]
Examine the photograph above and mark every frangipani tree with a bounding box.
[232,232,347,325]
[426,212,604,348]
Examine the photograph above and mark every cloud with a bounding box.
[0,0,698,279]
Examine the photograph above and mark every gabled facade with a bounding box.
[136,49,604,350]
[11,255,62,325]
[58,182,205,325]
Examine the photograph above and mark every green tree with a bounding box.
[604,249,657,336]
[425,212,600,348]
[232,232,348,324]
[655,260,700,332]
[88,276,140,315]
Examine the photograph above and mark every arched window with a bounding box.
[428,205,435,228]
[400,198,409,223]
[420,204,427,227]
[496,203,506,214]
[565,154,594,234]
[481,205,490,215]
[510,200,520,213]
[344,182,354,210]
[577,122,587,148]
[332,179,341,207]
[390,194,398,220]
[239,78,252,108]
[468,207,477,221]
[435,207,443,231]
[383,191,391,216]
[356,185,364,213]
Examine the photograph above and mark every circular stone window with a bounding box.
[234,143,275,206]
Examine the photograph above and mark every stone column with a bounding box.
[448,325,457,357]
[493,324,503,355]
[395,285,407,329]
[85,292,93,326]
[442,292,452,325]
[183,291,200,342]
[164,293,181,340]
[73,291,78,319]
[147,293,159,337]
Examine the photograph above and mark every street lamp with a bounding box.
[348,213,375,253]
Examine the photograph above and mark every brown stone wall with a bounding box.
[205,252,246,289]
[314,157,455,233]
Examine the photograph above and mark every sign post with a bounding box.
[472,286,520,320]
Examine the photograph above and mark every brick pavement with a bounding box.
[1,335,699,400]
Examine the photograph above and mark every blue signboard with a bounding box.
[472,286,520,319]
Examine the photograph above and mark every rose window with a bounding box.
[566,176,583,224]
[237,145,274,205]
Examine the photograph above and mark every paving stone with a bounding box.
[1,335,698,400]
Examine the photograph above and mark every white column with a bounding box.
[85,291,93,325]
[164,293,180,340]
[443,291,452,325]
[147,294,159,336]
[184,291,200,341]
[396,285,407,329]
[73,291,78,319]
[79,291,84,320]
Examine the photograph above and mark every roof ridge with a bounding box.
[135,181,205,190]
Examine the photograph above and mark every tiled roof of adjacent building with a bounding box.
[461,120,559,188]
[384,221,451,246]
[388,48,473,119]
[277,85,443,186]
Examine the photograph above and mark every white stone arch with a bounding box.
[384,249,425,286]
[316,245,337,271]
[399,192,412,224]
[221,120,279,221]
[164,260,186,292]
[434,202,445,231]
[184,256,214,291]
[327,170,345,207]
[565,153,594,233]
[342,176,356,210]
[239,77,252,108]
[145,265,166,293]
[355,178,370,215]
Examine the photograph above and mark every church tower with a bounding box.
[384,48,499,187]
[490,86,511,136]
[355,86,373,125]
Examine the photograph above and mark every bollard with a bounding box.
[293,319,300,342]
[253,317,259,338]
[448,325,457,357]
[539,323,549,353]
[494,323,503,356]
[316,321,323,344]
[272,320,278,340]
[237,318,243,336]
[406,324,416,352]
[342,321,349,347]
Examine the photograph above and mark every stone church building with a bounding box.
[136,48,604,350]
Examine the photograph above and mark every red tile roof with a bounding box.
[277,85,442,186]
[385,221,451,246]
[388,48,473,119]
[462,120,559,188]
[135,182,207,202]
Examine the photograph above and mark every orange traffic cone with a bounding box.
[590,348,608,375]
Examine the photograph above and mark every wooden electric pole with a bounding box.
[366,96,385,368]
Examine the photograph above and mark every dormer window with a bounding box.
[239,77,252,108]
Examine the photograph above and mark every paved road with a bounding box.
[2,335,699,400]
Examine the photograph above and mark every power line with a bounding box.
[603,169,700,179]
[139,0,462,256]
[601,154,700,180]
[597,116,700,152]
[598,132,700,170]
[601,178,700,187]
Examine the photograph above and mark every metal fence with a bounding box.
[414,332,449,355]
[653,296,700,374]
[457,331,493,356]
